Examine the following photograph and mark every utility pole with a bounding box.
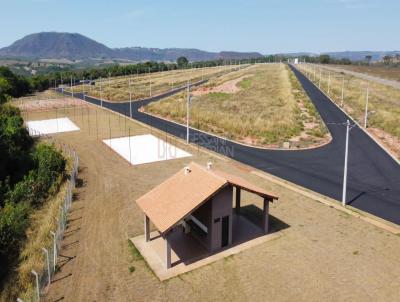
[129,78,132,118]
[328,72,331,94]
[100,77,103,107]
[341,77,345,107]
[83,77,85,101]
[342,120,351,207]
[186,79,190,144]
[319,68,322,88]
[108,72,111,100]
[364,84,370,128]
[149,68,152,97]
[313,65,316,82]
[71,76,74,98]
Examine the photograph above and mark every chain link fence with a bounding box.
[18,128,79,302]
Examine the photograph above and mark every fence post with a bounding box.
[50,231,57,270]
[31,270,40,301]
[41,247,51,287]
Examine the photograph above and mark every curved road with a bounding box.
[64,66,400,225]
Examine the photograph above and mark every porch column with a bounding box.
[165,236,171,269]
[144,214,150,242]
[262,198,270,234]
[235,187,241,214]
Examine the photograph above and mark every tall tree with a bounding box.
[177,56,189,68]
[383,55,392,65]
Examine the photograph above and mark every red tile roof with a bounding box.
[136,162,278,234]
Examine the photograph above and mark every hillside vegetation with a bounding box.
[0,69,66,299]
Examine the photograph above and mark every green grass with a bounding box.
[238,78,252,89]
[128,240,143,261]
[128,266,136,273]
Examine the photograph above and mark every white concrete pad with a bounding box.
[26,118,80,135]
[102,134,191,165]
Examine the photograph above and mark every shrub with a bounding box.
[0,105,34,200]
[0,202,30,279]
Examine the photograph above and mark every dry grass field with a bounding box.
[297,64,400,159]
[64,65,246,102]
[335,64,400,82]
[11,100,400,302]
[145,63,329,148]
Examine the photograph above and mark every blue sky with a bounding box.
[0,0,399,53]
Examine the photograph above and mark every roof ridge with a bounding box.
[188,161,228,183]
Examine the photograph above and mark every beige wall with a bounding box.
[190,185,233,252]
[210,186,233,251]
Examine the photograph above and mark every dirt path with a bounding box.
[320,65,400,90]
[25,105,400,302]
[192,75,251,96]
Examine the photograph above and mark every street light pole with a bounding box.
[319,68,322,88]
[129,78,132,118]
[342,120,350,207]
[341,77,345,107]
[328,72,331,94]
[364,84,370,128]
[100,77,103,107]
[149,68,152,97]
[83,77,85,101]
[186,80,190,144]
[71,76,74,98]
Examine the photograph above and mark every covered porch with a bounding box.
[132,211,281,280]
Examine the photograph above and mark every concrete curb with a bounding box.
[140,110,333,152]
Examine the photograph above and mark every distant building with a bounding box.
[294,58,299,64]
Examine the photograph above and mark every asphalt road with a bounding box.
[64,66,400,224]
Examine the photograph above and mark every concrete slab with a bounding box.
[102,134,191,166]
[26,117,80,135]
[130,215,282,281]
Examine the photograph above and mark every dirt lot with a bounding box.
[22,102,400,302]
[333,64,400,83]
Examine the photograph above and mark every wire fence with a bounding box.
[18,128,79,302]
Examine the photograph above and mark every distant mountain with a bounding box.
[0,32,263,62]
[0,32,114,60]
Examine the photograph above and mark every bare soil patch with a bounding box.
[192,75,252,96]
[368,127,400,160]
